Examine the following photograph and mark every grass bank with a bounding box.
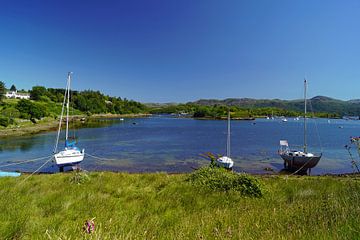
[1,172,360,239]
[0,117,59,138]
[0,113,151,138]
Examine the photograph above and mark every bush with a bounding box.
[1,107,20,118]
[0,116,13,127]
[69,170,90,185]
[16,99,48,120]
[188,166,263,197]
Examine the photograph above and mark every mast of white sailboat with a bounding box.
[304,79,307,153]
[53,74,69,153]
[227,110,231,157]
[65,72,71,141]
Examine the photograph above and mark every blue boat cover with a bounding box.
[65,140,77,148]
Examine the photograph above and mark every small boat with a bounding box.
[279,79,322,174]
[282,118,288,122]
[0,171,21,177]
[120,118,124,121]
[216,111,234,169]
[53,72,85,171]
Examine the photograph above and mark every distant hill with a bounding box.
[192,96,360,116]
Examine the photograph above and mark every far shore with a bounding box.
[194,117,256,120]
[0,113,152,139]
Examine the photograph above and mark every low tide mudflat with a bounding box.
[1,172,359,239]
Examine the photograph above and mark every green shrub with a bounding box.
[0,116,11,127]
[16,99,48,120]
[188,166,263,197]
[69,170,90,185]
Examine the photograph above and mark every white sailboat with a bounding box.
[216,111,234,169]
[53,72,84,171]
[279,79,322,174]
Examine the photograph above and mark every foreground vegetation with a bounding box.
[1,169,360,239]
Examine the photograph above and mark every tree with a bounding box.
[10,84,17,92]
[30,86,47,101]
[0,81,5,101]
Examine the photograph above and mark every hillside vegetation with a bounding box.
[193,96,360,117]
[0,86,148,129]
[149,101,338,119]
[0,171,359,239]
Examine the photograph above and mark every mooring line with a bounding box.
[0,155,53,168]
[85,153,118,161]
[19,156,54,185]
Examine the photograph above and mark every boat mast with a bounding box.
[53,73,69,153]
[304,79,307,153]
[227,110,231,157]
[65,72,71,141]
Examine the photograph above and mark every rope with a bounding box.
[0,155,53,168]
[19,156,54,185]
[308,99,324,153]
[85,153,118,161]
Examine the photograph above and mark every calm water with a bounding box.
[1,116,360,175]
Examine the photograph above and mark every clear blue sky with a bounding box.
[0,0,359,102]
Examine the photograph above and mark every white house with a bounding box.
[5,90,30,100]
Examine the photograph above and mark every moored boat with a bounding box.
[216,111,234,169]
[279,79,322,174]
[53,72,85,171]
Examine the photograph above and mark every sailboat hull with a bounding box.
[216,156,234,169]
[280,153,321,170]
[54,149,85,167]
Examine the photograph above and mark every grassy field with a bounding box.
[0,171,360,239]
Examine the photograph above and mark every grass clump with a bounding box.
[69,170,90,185]
[188,166,263,197]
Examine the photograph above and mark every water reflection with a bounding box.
[0,135,43,152]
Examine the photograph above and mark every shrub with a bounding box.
[0,116,13,127]
[188,166,263,197]
[1,107,20,118]
[69,170,90,185]
[16,99,48,120]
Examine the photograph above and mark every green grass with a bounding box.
[0,172,360,239]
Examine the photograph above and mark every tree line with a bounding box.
[149,103,339,119]
[29,86,147,114]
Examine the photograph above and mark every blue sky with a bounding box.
[0,0,359,102]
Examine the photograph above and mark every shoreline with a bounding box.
[0,113,152,138]
[193,117,256,120]
[8,167,360,177]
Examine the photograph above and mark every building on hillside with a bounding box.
[5,90,30,99]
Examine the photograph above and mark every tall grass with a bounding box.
[0,172,359,239]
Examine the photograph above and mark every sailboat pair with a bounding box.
[279,79,322,174]
[53,72,85,171]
